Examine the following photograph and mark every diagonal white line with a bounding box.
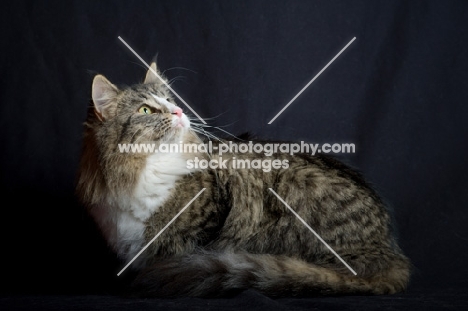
[268,37,356,124]
[118,36,207,124]
[117,188,206,276]
[268,188,357,275]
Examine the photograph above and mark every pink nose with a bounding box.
[173,107,183,117]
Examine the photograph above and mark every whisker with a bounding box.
[191,122,242,142]
[187,116,221,122]
[190,127,213,141]
[168,76,186,86]
[162,67,198,75]
[190,110,231,121]
[211,126,244,141]
[191,127,224,144]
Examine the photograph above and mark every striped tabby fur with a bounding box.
[76,62,411,298]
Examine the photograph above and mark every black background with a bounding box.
[1,1,467,310]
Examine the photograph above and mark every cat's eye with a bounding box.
[138,105,153,115]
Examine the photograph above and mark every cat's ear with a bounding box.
[92,74,119,122]
[144,62,164,85]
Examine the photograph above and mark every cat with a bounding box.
[76,61,411,298]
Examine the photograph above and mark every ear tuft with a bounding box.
[92,74,118,121]
[144,62,164,85]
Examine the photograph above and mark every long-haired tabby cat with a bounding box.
[76,62,411,298]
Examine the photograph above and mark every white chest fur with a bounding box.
[91,152,192,268]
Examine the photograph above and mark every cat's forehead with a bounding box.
[127,84,170,98]
[118,84,174,110]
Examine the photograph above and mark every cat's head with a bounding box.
[77,63,202,204]
[89,62,193,147]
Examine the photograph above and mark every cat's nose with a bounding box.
[173,107,183,117]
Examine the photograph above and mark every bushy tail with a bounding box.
[129,252,410,298]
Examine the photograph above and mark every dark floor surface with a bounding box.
[2,288,467,311]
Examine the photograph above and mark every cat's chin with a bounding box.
[172,124,189,135]
[167,125,196,143]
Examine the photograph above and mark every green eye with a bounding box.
[138,105,153,114]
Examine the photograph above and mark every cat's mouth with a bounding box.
[172,113,191,129]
